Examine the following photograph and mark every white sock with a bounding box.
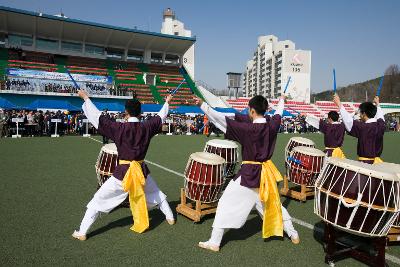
[159,199,174,221]
[208,227,225,247]
[281,206,298,238]
[78,208,100,235]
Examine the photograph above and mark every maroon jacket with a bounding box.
[98,115,162,180]
[225,114,281,188]
[348,119,385,160]
[319,120,345,149]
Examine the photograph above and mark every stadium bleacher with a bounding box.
[226,97,362,117]
[0,48,201,107]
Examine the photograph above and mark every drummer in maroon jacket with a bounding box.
[72,90,175,241]
[196,95,299,252]
[333,94,385,164]
[305,111,346,158]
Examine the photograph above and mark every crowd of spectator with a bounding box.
[0,109,93,137]
[5,78,33,91]
[280,115,318,134]
[44,82,78,94]
[0,108,398,139]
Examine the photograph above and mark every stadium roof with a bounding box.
[0,6,196,54]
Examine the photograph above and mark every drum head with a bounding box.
[190,152,225,165]
[326,158,400,182]
[206,139,238,149]
[101,143,118,154]
[292,146,325,157]
[289,137,315,146]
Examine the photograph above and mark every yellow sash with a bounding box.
[325,147,346,159]
[242,160,283,238]
[119,159,149,233]
[358,157,383,164]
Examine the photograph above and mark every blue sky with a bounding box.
[1,0,399,93]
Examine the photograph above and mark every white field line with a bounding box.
[86,137,400,266]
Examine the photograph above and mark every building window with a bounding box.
[8,34,33,47]
[105,48,124,60]
[174,32,179,36]
[151,52,163,64]
[285,45,289,48]
[61,41,82,53]
[36,38,58,51]
[165,54,180,65]
[127,50,144,62]
[85,44,104,56]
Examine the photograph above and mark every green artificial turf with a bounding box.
[0,133,399,266]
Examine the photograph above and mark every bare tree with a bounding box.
[384,64,400,102]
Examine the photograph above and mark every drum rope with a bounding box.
[185,158,194,199]
[106,153,111,179]
[193,161,201,201]
[371,210,388,235]
[95,150,102,185]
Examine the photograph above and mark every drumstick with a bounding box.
[66,69,81,89]
[171,79,186,95]
[376,75,384,97]
[287,156,309,168]
[283,76,291,94]
[333,69,337,94]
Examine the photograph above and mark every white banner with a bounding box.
[7,68,112,84]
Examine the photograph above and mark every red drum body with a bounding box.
[315,158,400,237]
[285,137,315,162]
[95,143,119,187]
[184,152,225,203]
[204,139,239,177]
[286,146,325,187]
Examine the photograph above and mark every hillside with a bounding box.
[312,72,400,103]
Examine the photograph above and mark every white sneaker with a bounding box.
[72,230,87,241]
[198,241,220,252]
[167,218,175,225]
[290,232,300,244]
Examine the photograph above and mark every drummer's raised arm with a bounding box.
[373,96,385,121]
[305,115,320,130]
[334,94,353,132]
[79,90,101,129]
[200,102,234,133]
[274,96,285,117]
[157,94,171,123]
[195,96,234,133]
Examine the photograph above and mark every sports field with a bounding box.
[0,133,399,266]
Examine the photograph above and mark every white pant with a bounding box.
[77,175,173,235]
[208,177,298,246]
[87,175,168,212]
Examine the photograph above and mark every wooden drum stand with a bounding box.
[280,175,314,202]
[323,223,388,267]
[176,188,218,222]
[387,226,400,243]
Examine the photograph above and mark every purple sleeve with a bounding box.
[143,116,162,137]
[319,120,327,134]
[377,119,386,133]
[349,120,362,137]
[269,114,282,133]
[225,118,250,143]
[98,115,122,142]
[234,113,252,123]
